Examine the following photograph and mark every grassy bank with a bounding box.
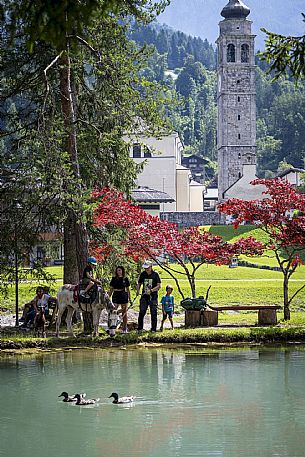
[2,315,305,351]
[2,327,305,352]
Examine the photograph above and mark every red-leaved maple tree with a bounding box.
[92,187,263,299]
[219,178,305,320]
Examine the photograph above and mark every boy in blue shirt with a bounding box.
[160,284,174,331]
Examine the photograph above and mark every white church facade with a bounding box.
[127,132,205,212]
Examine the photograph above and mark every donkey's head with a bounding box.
[97,286,114,311]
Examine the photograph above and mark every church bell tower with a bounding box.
[217,0,256,201]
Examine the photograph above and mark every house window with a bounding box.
[238,96,240,102]
[132,143,141,158]
[144,146,152,158]
[140,204,160,210]
[237,79,240,84]
[227,44,236,63]
[36,246,45,260]
[241,44,250,63]
[238,115,240,120]
[238,134,241,139]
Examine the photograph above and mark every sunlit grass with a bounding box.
[156,278,305,310]
[2,263,305,312]
[1,224,305,312]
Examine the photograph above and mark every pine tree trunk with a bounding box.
[63,212,79,284]
[59,49,91,332]
[82,312,93,334]
[75,219,89,279]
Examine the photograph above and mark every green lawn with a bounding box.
[206,224,265,242]
[205,224,305,267]
[159,278,305,310]
[216,311,305,326]
[2,266,305,314]
[1,225,305,315]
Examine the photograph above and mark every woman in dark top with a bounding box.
[109,266,131,333]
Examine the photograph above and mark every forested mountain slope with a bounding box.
[130,22,305,182]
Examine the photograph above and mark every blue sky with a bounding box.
[158,0,304,50]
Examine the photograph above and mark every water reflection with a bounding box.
[1,346,305,456]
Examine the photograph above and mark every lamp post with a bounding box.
[14,243,19,327]
[14,201,22,327]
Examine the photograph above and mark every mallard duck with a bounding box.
[58,392,77,402]
[73,393,99,405]
[108,392,134,404]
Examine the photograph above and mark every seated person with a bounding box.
[21,286,50,327]
[43,286,57,305]
[21,286,42,327]
[20,299,35,322]
[41,286,52,317]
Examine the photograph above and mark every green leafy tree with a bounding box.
[255,68,305,175]
[260,14,305,81]
[268,89,305,168]
[1,0,171,289]
[277,159,294,174]
[4,0,170,51]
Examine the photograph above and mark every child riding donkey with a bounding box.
[80,257,101,299]
[56,257,116,337]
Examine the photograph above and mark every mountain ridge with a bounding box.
[158,0,304,50]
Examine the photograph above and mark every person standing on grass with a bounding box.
[109,266,131,334]
[160,284,174,331]
[136,260,161,333]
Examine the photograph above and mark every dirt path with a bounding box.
[0,309,184,332]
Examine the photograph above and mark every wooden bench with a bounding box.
[185,305,281,328]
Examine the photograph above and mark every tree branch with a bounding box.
[42,51,64,111]
[288,283,305,306]
[68,35,102,62]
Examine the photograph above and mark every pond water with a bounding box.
[1,346,305,457]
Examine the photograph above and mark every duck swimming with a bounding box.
[58,392,77,402]
[108,392,134,404]
[73,393,99,405]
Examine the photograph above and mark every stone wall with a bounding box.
[161,211,225,227]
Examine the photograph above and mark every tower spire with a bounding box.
[221,0,250,19]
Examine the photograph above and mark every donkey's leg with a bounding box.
[92,308,101,337]
[55,308,65,337]
[66,306,76,336]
